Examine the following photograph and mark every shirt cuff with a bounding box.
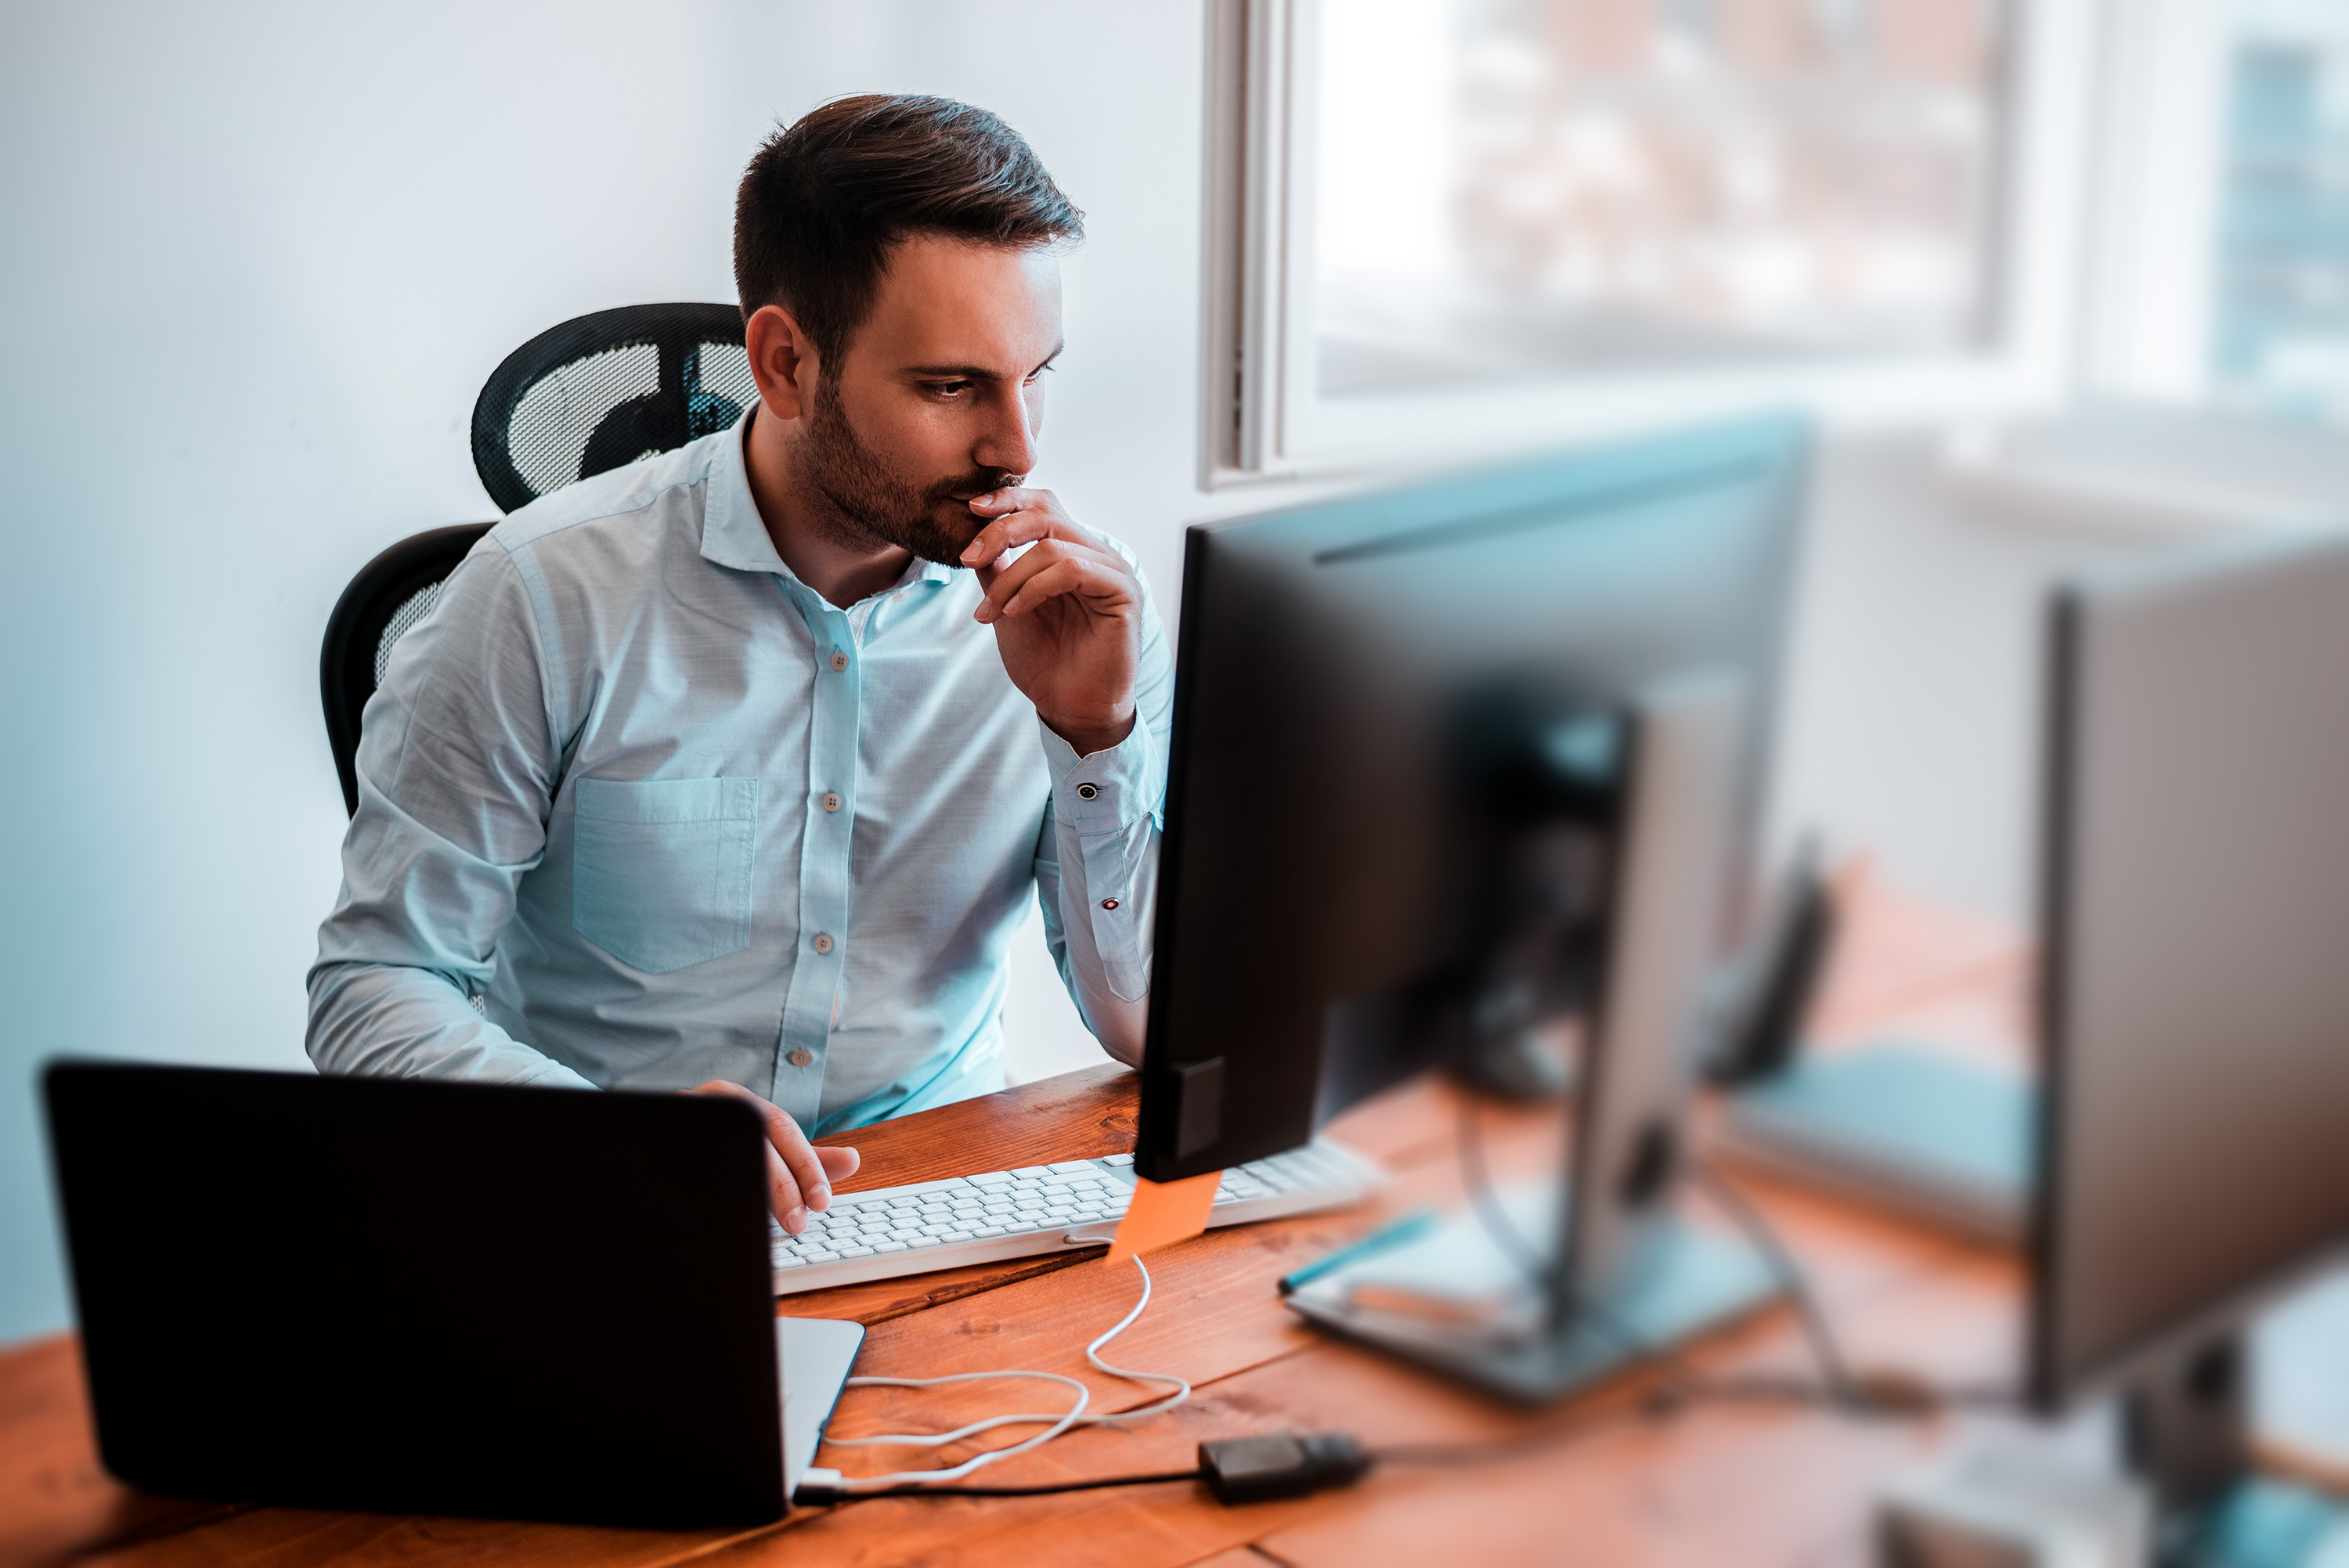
[1040,716,1155,833]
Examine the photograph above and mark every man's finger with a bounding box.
[992,556,1126,622]
[765,1143,810,1233]
[960,507,1056,568]
[766,1105,835,1220]
[974,539,1078,622]
[816,1144,861,1182]
[976,542,1133,624]
[967,485,1056,518]
[962,506,1107,572]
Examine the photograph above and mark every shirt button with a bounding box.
[1101,898,1120,911]
[829,651,849,672]
[787,1048,814,1069]
[812,933,834,954]
[822,791,842,813]
[1075,782,1099,801]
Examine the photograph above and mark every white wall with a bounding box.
[0,0,1200,1345]
[0,0,2175,1348]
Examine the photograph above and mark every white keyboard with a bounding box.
[770,1138,1384,1295]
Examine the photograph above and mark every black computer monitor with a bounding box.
[1131,416,1810,1401]
[2033,526,2349,1526]
[1137,413,1809,1181]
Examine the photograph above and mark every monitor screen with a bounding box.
[1135,416,1810,1181]
[2034,528,2349,1407]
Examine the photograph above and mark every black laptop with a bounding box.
[41,1062,863,1527]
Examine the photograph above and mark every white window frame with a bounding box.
[1201,0,2111,488]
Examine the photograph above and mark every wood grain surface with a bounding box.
[0,888,2067,1568]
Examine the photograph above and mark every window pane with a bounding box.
[1314,0,2013,398]
[2212,1,2349,420]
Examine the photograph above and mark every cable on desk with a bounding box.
[814,1253,1192,1492]
[1683,1154,1862,1407]
[1453,1091,1716,1384]
[799,1467,1205,1503]
[1682,1155,2016,1415]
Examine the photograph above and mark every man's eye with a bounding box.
[926,381,972,398]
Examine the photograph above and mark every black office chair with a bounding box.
[319,302,754,816]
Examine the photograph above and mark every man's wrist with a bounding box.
[1042,708,1136,759]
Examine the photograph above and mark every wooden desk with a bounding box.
[0,877,2027,1568]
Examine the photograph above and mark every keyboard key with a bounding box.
[970,1170,1015,1188]
[837,1245,875,1258]
[1104,1152,1135,1166]
[974,1224,1007,1237]
[804,1249,840,1261]
[1047,1161,1096,1175]
[773,1255,807,1268]
[871,1240,909,1253]
[941,1230,974,1242]
[1010,1166,1052,1179]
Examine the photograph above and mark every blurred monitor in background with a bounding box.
[2033,524,2349,1550]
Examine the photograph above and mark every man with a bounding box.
[309,96,1171,1237]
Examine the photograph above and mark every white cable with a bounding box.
[823,1254,1192,1490]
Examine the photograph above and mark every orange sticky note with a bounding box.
[1104,1171,1221,1265]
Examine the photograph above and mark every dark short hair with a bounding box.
[734,95,1084,368]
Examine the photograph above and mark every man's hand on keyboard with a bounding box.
[684,1080,861,1235]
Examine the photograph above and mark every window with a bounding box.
[2210,2,2349,420]
[2084,0,2349,426]
[1316,0,2008,395]
[1206,0,2098,482]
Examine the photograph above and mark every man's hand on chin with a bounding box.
[684,1080,860,1235]
[960,488,1142,758]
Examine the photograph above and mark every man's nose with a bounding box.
[974,387,1039,478]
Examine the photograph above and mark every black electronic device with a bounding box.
[1134,415,1810,1401]
[1703,835,1838,1088]
[2032,525,2349,1558]
[41,1062,863,1527]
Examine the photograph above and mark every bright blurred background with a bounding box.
[2,0,2344,1346]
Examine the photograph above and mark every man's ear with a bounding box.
[745,303,820,421]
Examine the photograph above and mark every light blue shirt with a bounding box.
[308,408,1170,1134]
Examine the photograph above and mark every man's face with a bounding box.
[799,235,1063,565]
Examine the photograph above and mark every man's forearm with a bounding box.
[307,960,596,1087]
[1035,715,1160,1065]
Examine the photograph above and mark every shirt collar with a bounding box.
[698,400,961,594]
[698,401,792,576]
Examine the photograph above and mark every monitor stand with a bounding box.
[1283,1177,1777,1404]
[2129,1334,2349,1568]
[1290,678,1782,1403]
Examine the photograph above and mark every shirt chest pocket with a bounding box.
[572,776,759,973]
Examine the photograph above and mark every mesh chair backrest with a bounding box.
[471,302,753,515]
[319,523,495,816]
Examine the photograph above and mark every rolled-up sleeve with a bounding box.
[307,540,595,1089]
[1033,575,1174,1066]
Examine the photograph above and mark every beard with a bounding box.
[794,377,1013,567]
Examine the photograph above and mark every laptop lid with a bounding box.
[43,1062,794,1528]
